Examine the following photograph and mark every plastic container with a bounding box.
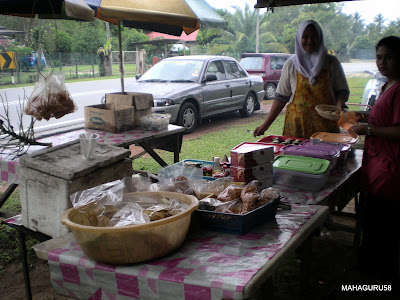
[194,197,280,234]
[309,132,359,145]
[257,135,308,145]
[273,155,331,191]
[231,142,274,167]
[300,140,351,164]
[139,113,171,131]
[212,157,222,175]
[61,191,198,264]
[282,144,340,168]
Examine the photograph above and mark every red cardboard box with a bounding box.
[230,142,274,168]
[230,163,273,183]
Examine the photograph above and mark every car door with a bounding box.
[269,55,290,84]
[222,59,250,111]
[201,59,231,117]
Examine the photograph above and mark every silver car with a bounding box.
[127,55,265,133]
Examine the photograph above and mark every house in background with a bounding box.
[133,31,198,59]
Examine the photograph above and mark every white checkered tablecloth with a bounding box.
[46,205,319,300]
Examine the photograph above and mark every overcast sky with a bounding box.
[208,0,400,25]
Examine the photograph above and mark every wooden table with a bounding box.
[32,205,329,300]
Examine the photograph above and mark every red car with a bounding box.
[240,53,292,100]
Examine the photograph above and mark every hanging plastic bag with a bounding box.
[25,72,77,120]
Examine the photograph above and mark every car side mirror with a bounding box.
[203,74,217,83]
[135,74,142,80]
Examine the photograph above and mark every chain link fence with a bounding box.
[0,51,138,86]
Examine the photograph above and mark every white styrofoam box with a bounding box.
[19,159,132,237]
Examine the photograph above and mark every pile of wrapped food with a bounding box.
[69,179,189,227]
[198,180,280,214]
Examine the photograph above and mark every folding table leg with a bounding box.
[139,142,168,167]
[18,231,32,300]
[300,235,312,295]
[0,183,18,209]
[174,133,182,163]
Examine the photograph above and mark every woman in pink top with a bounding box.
[353,36,400,283]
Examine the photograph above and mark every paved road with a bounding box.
[341,59,377,74]
[0,60,377,137]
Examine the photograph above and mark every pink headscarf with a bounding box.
[290,20,327,86]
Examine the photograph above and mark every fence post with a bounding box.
[92,53,95,78]
[75,54,78,78]
[59,52,62,72]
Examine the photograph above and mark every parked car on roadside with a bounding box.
[18,51,46,72]
[239,53,292,100]
[129,55,265,133]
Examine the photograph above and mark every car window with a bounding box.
[240,56,263,70]
[206,60,226,80]
[270,56,289,70]
[223,60,247,79]
[139,60,203,82]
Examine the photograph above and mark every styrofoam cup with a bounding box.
[80,133,99,160]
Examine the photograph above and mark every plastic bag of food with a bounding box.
[157,161,203,180]
[206,177,234,197]
[108,202,150,226]
[25,72,77,120]
[70,179,125,209]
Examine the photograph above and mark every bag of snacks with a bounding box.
[25,72,77,120]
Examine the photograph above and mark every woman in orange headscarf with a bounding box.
[253,20,349,139]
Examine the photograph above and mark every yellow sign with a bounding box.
[0,51,16,70]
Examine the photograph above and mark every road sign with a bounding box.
[0,51,16,70]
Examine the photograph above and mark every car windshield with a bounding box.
[139,59,204,82]
[240,57,264,70]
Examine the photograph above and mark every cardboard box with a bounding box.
[84,103,135,133]
[106,92,153,110]
[230,162,273,183]
[230,142,274,168]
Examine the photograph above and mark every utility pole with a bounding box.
[256,8,260,53]
[106,22,110,40]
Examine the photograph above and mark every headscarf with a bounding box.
[290,20,327,86]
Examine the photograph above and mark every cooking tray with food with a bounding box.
[195,196,280,235]
[258,135,308,146]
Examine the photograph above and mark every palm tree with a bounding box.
[374,13,386,34]
[231,3,259,53]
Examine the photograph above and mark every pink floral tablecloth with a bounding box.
[35,205,325,300]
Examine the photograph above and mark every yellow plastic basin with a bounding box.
[61,191,198,265]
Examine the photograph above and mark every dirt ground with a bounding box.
[1,102,399,299]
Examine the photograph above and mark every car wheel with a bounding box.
[240,93,256,117]
[265,83,276,100]
[177,102,197,134]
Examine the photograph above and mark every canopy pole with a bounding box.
[118,20,124,93]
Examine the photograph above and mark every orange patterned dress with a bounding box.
[282,67,340,139]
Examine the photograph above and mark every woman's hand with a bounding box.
[352,123,368,135]
[253,123,269,137]
[354,112,369,123]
